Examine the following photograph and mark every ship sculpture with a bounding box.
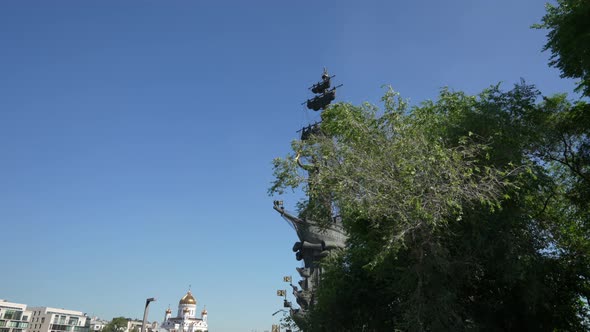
[273,69,347,325]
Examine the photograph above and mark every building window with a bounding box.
[3,310,22,320]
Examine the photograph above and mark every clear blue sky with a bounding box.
[0,1,577,331]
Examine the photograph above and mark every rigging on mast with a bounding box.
[302,68,343,112]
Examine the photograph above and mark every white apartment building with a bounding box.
[87,318,107,332]
[125,320,142,332]
[27,307,88,332]
[0,300,31,332]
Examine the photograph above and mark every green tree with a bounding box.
[271,88,512,258]
[102,317,128,332]
[534,0,590,96]
[271,83,590,331]
[531,93,590,307]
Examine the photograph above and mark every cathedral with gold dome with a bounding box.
[160,290,208,332]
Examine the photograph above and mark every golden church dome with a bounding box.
[165,308,172,314]
[179,291,197,305]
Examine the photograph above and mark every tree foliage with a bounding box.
[270,83,590,331]
[102,317,128,332]
[271,88,515,263]
[534,0,590,96]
